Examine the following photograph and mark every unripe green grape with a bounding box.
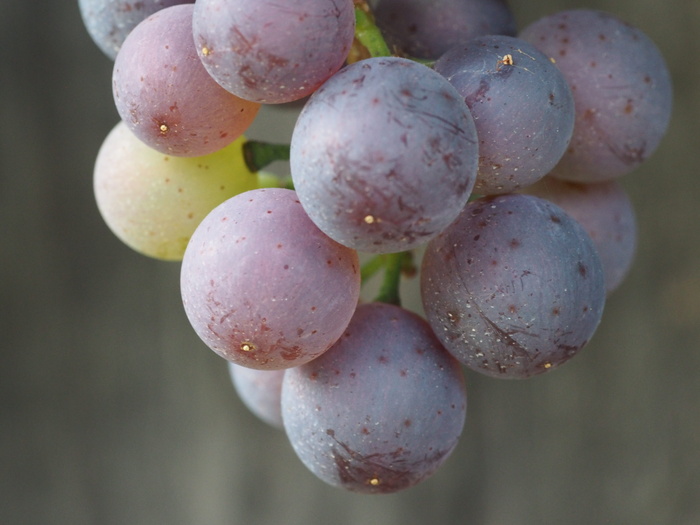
[94,121,258,261]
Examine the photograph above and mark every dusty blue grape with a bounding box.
[520,9,673,182]
[282,302,466,493]
[523,177,637,295]
[434,35,575,194]
[228,363,285,428]
[373,0,516,60]
[78,0,194,60]
[290,56,478,254]
[421,193,606,379]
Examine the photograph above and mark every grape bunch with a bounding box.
[80,0,672,494]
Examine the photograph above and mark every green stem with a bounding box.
[373,252,409,306]
[353,3,392,58]
[360,255,385,282]
[243,140,290,173]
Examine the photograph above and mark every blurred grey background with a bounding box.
[1,1,698,524]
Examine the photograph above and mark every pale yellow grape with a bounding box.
[94,121,258,260]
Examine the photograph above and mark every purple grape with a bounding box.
[373,0,516,60]
[282,302,466,494]
[520,9,673,182]
[523,177,637,295]
[78,0,194,60]
[192,0,355,104]
[421,194,606,379]
[180,188,361,370]
[434,35,575,194]
[228,363,285,429]
[112,5,260,157]
[290,57,478,254]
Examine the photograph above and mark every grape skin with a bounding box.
[78,0,194,60]
[373,0,516,60]
[94,121,257,261]
[180,188,361,370]
[290,57,478,254]
[520,9,673,182]
[193,0,355,104]
[523,177,638,295]
[421,194,606,379]
[434,35,575,194]
[112,4,260,157]
[282,303,466,494]
[228,363,285,429]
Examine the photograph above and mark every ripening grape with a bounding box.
[434,35,575,194]
[228,363,285,429]
[290,56,478,254]
[78,0,194,60]
[373,0,516,60]
[282,302,466,494]
[421,194,606,379]
[523,177,637,295]
[180,188,361,370]
[520,9,673,182]
[112,4,260,157]
[93,121,257,261]
[193,0,355,104]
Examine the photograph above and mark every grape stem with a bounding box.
[243,140,290,173]
[352,0,392,59]
[368,252,415,306]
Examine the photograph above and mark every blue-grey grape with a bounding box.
[421,194,606,379]
[520,9,673,182]
[193,0,355,104]
[434,35,575,194]
[373,0,516,60]
[290,56,478,254]
[180,188,361,370]
[78,0,194,60]
[523,177,637,295]
[112,5,260,157]
[228,363,285,429]
[282,302,466,494]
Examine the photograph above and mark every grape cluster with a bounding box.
[81,0,672,494]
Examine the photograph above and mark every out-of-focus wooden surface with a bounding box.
[1,1,698,524]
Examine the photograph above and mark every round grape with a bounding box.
[373,0,516,60]
[112,4,260,157]
[421,194,606,379]
[282,302,466,494]
[290,56,478,254]
[523,177,638,295]
[228,363,285,429]
[193,0,355,104]
[434,35,575,194]
[180,188,361,370]
[78,0,194,60]
[94,121,258,261]
[520,9,673,182]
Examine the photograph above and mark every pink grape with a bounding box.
[193,0,355,103]
[112,4,260,156]
[180,188,361,370]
